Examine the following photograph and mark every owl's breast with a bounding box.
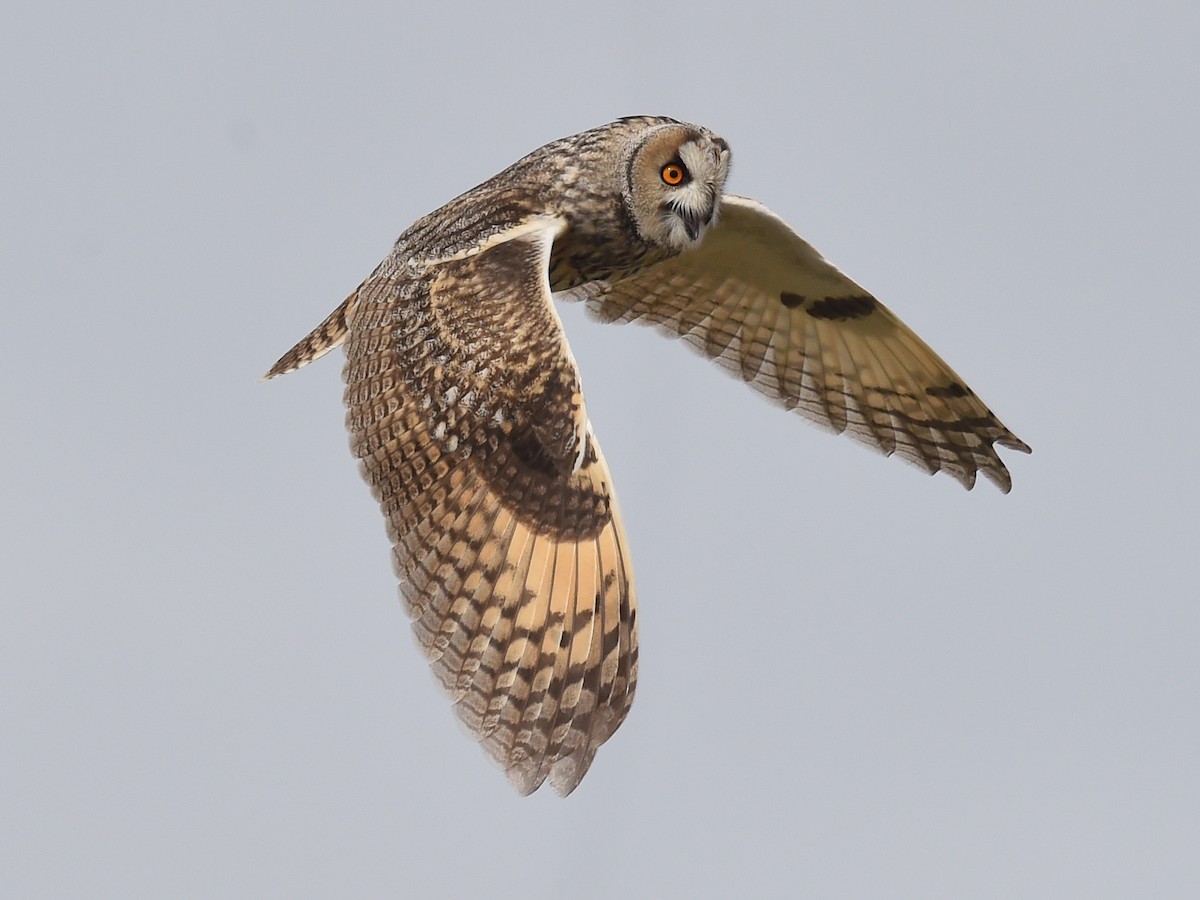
[546,219,667,292]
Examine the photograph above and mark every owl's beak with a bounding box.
[674,203,714,242]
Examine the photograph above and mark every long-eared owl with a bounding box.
[266,116,1029,795]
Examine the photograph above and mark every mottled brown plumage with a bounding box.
[265,116,1028,795]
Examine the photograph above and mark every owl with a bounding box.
[265,116,1029,796]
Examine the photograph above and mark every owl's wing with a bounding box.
[565,194,1030,491]
[343,215,636,796]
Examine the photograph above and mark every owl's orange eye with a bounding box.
[661,163,687,186]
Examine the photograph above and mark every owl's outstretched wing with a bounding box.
[566,195,1029,491]
[342,215,636,796]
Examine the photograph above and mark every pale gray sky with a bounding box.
[3,1,1198,897]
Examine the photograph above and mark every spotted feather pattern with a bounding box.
[566,195,1030,491]
[341,217,636,795]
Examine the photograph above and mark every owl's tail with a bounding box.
[261,287,360,380]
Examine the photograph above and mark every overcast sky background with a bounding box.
[3,1,1198,897]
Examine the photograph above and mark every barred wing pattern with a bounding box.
[264,288,358,378]
[568,195,1029,491]
[343,217,637,795]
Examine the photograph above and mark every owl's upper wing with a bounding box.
[344,215,636,796]
[565,194,1030,491]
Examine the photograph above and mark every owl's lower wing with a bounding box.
[566,195,1029,492]
[343,216,636,796]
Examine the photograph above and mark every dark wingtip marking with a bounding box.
[1000,435,1033,455]
[806,295,877,321]
[926,382,972,399]
[780,291,806,309]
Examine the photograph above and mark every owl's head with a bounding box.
[624,123,731,252]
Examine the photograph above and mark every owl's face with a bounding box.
[624,124,731,252]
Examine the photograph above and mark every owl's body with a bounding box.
[266,116,1029,795]
[391,117,694,288]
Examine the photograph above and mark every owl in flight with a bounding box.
[265,116,1028,796]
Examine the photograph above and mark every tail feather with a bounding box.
[262,288,360,380]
